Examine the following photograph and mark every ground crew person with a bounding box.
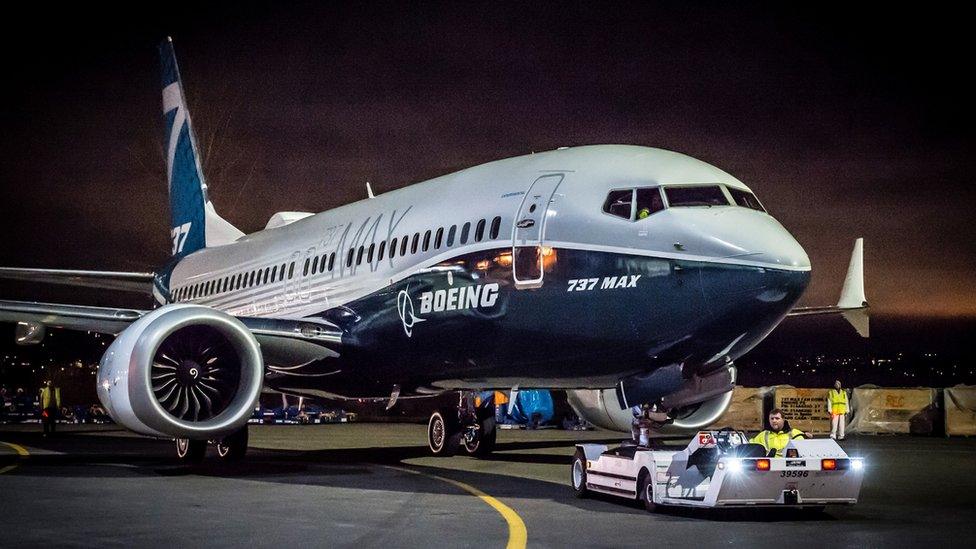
[750,408,807,457]
[39,380,61,436]
[828,379,849,440]
[637,207,651,220]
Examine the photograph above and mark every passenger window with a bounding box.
[271,266,277,282]
[311,256,319,274]
[490,216,501,239]
[423,230,431,252]
[411,233,419,254]
[400,236,408,257]
[391,238,398,258]
[288,262,295,279]
[460,222,470,244]
[378,241,386,261]
[475,219,486,242]
[356,246,364,266]
[603,189,634,219]
[664,185,729,207]
[635,188,665,220]
[347,249,354,268]
[249,271,256,287]
[447,225,456,246]
[435,228,443,249]
[727,187,766,212]
[328,253,335,271]
[367,243,375,263]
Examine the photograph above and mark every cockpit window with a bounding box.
[603,189,633,219]
[664,185,729,207]
[635,188,664,219]
[727,186,766,212]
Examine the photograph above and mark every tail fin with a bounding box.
[159,37,243,256]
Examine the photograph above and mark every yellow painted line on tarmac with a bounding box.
[385,465,527,549]
[0,441,30,474]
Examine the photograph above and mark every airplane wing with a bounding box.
[0,300,343,367]
[0,267,156,294]
[785,238,869,337]
[0,300,144,335]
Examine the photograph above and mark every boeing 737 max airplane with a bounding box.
[0,39,867,460]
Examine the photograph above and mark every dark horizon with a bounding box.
[1,2,974,317]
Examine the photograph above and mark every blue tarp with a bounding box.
[508,390,554,424]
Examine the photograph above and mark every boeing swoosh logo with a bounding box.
[397,288,426,337]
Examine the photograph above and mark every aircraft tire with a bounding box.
[215,426,248,461]
[428,409,461,456]
[175,438,207,463]
[464,417,497,457]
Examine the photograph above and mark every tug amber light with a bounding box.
[755,459,771,471]
[821,459,837,471]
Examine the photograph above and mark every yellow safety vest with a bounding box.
[40,386,61,409]
[750,428,805,457]
[829,389,848,415]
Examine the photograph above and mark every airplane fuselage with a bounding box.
[160,145,811,398]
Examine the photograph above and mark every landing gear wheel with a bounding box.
[175,438,206,463]
[638,470,657,512]
[571,449,589,498]
[464,417,497,457]
[428,409,461,456]
[215,426,248,461]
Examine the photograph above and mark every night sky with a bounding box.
[1,2,974,317]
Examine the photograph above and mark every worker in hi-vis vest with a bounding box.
[39,380,61,436]
[750,408,807,457]
[827,380,849,440]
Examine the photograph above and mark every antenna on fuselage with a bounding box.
[366,180,375,199]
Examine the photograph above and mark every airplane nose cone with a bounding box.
[687,208,811,271]
[763,224,810,271]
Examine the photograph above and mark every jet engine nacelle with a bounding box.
[96,304,263,439]
[566,365,736,433]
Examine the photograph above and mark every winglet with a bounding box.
[837,238,867,309]
[839,238,869,337]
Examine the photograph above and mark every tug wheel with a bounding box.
[638,469,657,512]
[571,449,589,498]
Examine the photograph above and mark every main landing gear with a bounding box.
[427,392,497,457]
[175,425,249,463]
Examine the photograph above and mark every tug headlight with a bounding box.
[720,459,743,473]
[851,458,864,471]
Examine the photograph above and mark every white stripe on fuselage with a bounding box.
[175,238,807,319]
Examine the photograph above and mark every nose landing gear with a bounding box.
[427,392,497,457]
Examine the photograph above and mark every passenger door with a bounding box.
[512,174,564,288]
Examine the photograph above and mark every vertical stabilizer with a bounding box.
[159,37,244,257]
